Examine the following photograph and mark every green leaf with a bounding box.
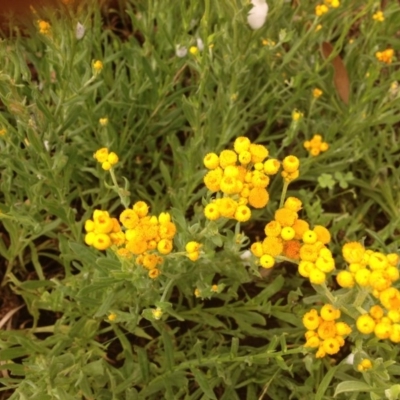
[191,368,218,400]
[334,381,377,397]
[315,364,338,400]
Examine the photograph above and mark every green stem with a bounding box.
[279,181,290,208]
[161,278,175,303]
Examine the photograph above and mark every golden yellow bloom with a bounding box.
[251,242,264,257]
[292,109,303,121]
[248,187,269,208]
[204,168,223,192]
[38,20,51,35]
[274,208,298,227]
[264,221,282,237]
[187,251,200,261]
[262,236,284,257]
[133,201,149,218]
[149,268,160,279]
[260,254,275,269]
[94,147,109,163]
[93,60,103,73]
[120,209,139,229]
[342,242,365,264]
[283,240,301,260]
[92,233,112,250]
[336,270,355,288]
[157,239,173,255]
[189,46,199,55]
[204,203,220,220]
[356,314,376,334]
[309,268,326,284]
[234,136,251,153]
[357,359,372,372]
[249,143,269,163]
[320,304,340,322]
[322,338,340,355]
[186,241,201,253]
[264,159,280,175]
[313,225,331,244]
[234,205,251,222]
[99,118,108,126]
[302,309,320,330]
[375,49,394,64]
[152,307,163,320]
[108,313,117,321]
[372,11,384,22]
[282,156,300,173]
[312,88,323,98]
[204,153,219,169]
[292,219,309,240]
[315,4,329,16]
[219,150,237,168]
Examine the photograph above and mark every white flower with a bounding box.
[345,353,355,365]
[75,22,85,40]
[175,45,188,58]
[196,37,204,51]
[247,0,268,30]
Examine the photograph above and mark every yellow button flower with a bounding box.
[356,314,376,334]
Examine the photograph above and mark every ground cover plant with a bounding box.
[0,0,400,398]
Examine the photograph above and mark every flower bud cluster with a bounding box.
[336,242,399,295]
[281,155,300,183]
[356,303,400,343]
[94,147,119,170]
[250,197,333,283]
[303,134,329,157]
[84,202,177,278]
[303,304,351,358]
[185,241,201,261]
[203,137,281,222]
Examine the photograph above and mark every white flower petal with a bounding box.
[76,22,85,40]
[196,37,204,51]
[247,0,268,30]
[176,45,188,58]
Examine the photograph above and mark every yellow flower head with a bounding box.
[372,11,384,22]
[315,4,329,16]
[249,143,269,163]
[234,205,251,222]
[93,60,104,73]
[342,242,365,264]
[357,359,372,372]
[282,155,300,173]
[204,203,220,220]
[38,20,51,35]
[99,118,108,126]
[219,150,237,168]
[274,208,298,227]
[234,136,251,153]
[204,153,219,169]
[302,309,320,330]
[264,158,281,175]
[312,88,323,98]
[264,220,282,237]
[283,240,301,260]
[262,236,284,257]
[375,49,394,64]
[284,197,302,212]
[248,187,269,208]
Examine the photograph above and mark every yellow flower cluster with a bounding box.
[372,11,384,22]
[93,60,104,73]
[203,137,281,222]
[357,359,372,372]
[84,210,122,251]
[303,304,351,358]
[185,241,201,261]
[336,242,399,294]
[312,88,323,99]
[250,197,302,269]
[84,202,177,279]
[356,303,400,343]
[315,0,340,16]
[94,148,119,170]
[304,134,329,156]
[375,49,394,64]
[38,20,51,35]
[281,155,300,183]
